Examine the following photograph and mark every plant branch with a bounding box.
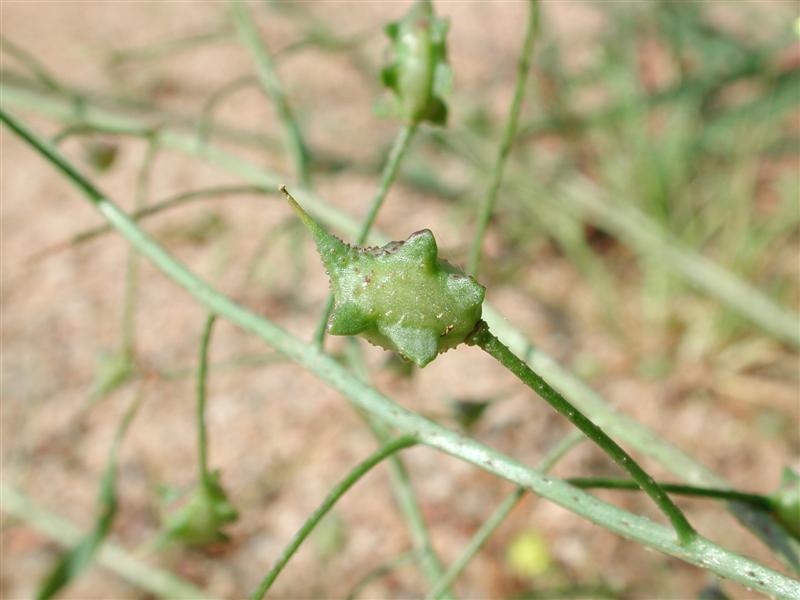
[314,123,417,347]
[468,320,697,545]
[196,314,217,486]
[466,0,539,277]
[342,338,451,596]
[4,109,798,598]
[426,430,586,599]
[567,477,773,510]
[231,0,312,187]
[122,138,158,361]
[249,436,417,600]
[30,185,268,263]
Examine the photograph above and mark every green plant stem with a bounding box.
[0,35,70,96]
[197,75,259,146]
[1,484,214,600]
[466,0,539,277]
[231,0,311,187]
[343,338,451,597]
[345,550,420,600]
[468,320,697,545]
[108,29,232,66]
[31,185,267,262]
[249,436,417,600]
[313,123,418,347]
[426,430,586,599]
[5,109,798,598]
[196,314,217,486]
[567,477,773,510]
[121,138,157,361]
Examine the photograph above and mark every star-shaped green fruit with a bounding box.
[285,188,485,367]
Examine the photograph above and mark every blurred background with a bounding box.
[1,1,798,598]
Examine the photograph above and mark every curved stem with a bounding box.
[231,0,311,187]
[313,123,418,347]
[346,550,420,600]
[468,320,697,545]
[248,436,417,600]
[426,430,586,599]
[196,75,259,146]
[122,138,158,361]
[567,477,773,510]
[30,185,268,263]
[196,314,217,486]
[342,338,451,597]
[466,0,540,277]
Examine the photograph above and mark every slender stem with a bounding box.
[345,550,420,600]
[108,29,232,66]
[342,338,452,597]
[30,185,267,262]
[4,109,797,598]
[231,0,312,187]
[466,0,540,277]
[468,320,697,545]
[1,35,69,95]
[196,314,217,486]
[122,138,158,360]
[313,123,418,347]
[248,436,417,600]
[51,121,153,144]
[567,477,773,510]
[196,75,259,146]
[426,430,586,599]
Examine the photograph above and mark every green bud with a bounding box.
[161,471,238,546]
[380,0,452,125]
[285,188,484,367]
[771,467,800,540]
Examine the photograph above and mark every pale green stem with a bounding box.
[231,0,311,187]
[4,109,798,598]
[196,314,217,486]
[346,550,420,600]
[196,75,259,146]
[31,185,267,262]
[343,339,451,597]
[468,320,697,544]
[122,138,158,360]
[249,436,417,600]
[313,123,417,347]
[466,0,540,277]
[426,430,585,599]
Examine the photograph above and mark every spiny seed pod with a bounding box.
[380,0,452,125]
[771,467,800,540]
[162,472,238,546]
[285,188,484,367]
